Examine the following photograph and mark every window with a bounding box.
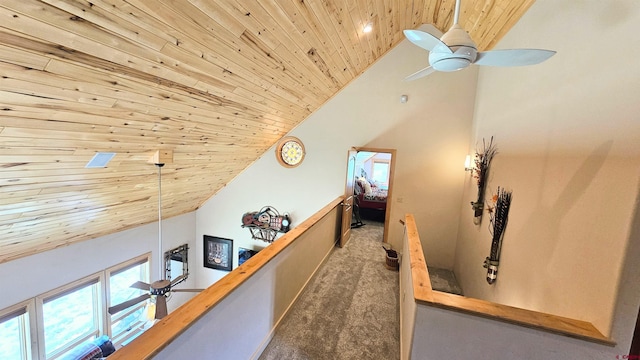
[0,301,35,360]
[107,255,150,346]
[38,276,102,359]
[0,253,151,359]
[372,161,390,189]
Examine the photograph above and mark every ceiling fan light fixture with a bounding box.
[429,44,477,72]
[431,57,471,72]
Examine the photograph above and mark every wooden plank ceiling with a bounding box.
[0,0,534,264]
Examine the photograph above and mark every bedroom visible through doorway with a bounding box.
[349,148,395,245]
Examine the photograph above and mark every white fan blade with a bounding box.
[405,66,436,81]
[474,49,556,67]
[404,30,452,54]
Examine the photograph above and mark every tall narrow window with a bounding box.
[0,306,31,360]
[41,278,101,359]
[372,161,390,189]
[108,255,150,345]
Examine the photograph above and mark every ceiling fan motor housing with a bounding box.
[150,279,172,295]
[430,24,478,72]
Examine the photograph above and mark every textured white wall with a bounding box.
[454,0,640,339]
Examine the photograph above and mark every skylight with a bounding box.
[85,152,116,168]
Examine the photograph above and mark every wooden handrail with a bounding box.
[109,196,345,359]
[403,214,615,346]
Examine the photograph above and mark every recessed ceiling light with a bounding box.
[86,152,116,168]
[363,23,373,33]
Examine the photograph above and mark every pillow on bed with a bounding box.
[362,180,373,195]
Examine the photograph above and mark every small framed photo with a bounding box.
[238,248,259,266]
[203,235,233,271]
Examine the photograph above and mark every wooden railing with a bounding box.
[403,213,615,347]
[109,197,344,360]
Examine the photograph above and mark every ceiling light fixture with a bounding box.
[363,23,373,33]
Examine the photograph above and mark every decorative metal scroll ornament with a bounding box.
[241,206,290,243]
[471,137,497,224]
[483,187,512,284]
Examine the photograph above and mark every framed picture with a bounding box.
[203,235,233,271]
[238,248,259,266]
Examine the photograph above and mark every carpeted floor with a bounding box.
[258,220,399,360]
[428,266,463,295]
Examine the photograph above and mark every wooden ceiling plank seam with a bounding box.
[347,0,377,71]
[0,60,299,132]
[366,1,385,59]
[41,60,298,130]
[80,0,180,45]
[0,125,274,148]
[0,59,302,131]
[409,0,424,29]
[387,0,401,44]
[0,4,205,90]
[0,0,292,114]
[39,0,168,52]
[186,0,245,38]
[0,44,50,70]
[144,1,324,105]
[143,0,309,93]
[2,101,290,137]
[328,0,367,76]
[0,77,118,108]
[0,136,271,154]
[275,0,358,79]
[0,87,297,134]
[234,0,346,91]
[294,0,364,78]
[374,0,391,50]
[0,30,244,115]
[207,0,279,51]
[481,0,535,51]
[0,96,284,138]
[319,0,368,76]
[193,80,306,120]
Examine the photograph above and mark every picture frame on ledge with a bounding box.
[238,248,260,266]
[204,235,233,271]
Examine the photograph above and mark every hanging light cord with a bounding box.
[156,163,165,280]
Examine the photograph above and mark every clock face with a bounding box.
[276,137,305,168]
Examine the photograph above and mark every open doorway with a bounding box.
[348,147,396,244]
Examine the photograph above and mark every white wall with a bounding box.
[454,0,640,338]
[411,304,617,360]
[0,212,197,312]
[195,29,476,282]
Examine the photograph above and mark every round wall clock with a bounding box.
[275,136,305,168]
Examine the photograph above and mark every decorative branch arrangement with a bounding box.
[483,187,512,284]
[470,137,498,223]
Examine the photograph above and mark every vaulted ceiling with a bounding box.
[0,0,535,264]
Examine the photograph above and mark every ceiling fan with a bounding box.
[403,0,556,81]
[108,156,202,320]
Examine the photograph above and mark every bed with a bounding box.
[354,177,388,212]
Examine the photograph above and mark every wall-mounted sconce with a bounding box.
[464,154,473,171]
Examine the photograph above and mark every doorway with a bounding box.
[346,147,396,245]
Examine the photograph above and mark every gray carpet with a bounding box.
[259,220,400,360]
[428,266,463,295]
